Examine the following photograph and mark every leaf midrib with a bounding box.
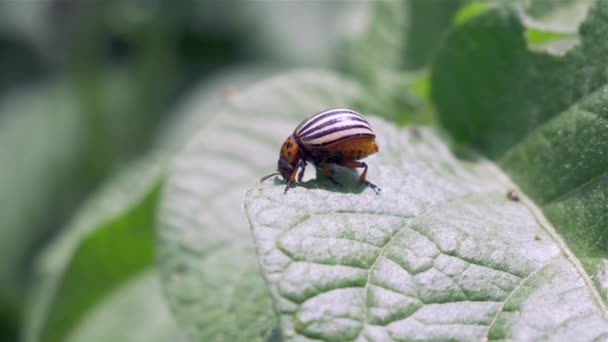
[357,219,404,339]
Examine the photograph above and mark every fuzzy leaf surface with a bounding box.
[157,70,362,341]
[432,1,608,293]
[246,119,608,341]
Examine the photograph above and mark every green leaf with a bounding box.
[0,70,176,314]
[345,0,466,73]
[523,0,592,31]
[157,70,363,341]
[343,0,465,123]
[520,0,591,54]
[0,81,85,317]
[403,0,468,69]
[454,2,493,26]
[24,66,270,342]
[431,2,605,158]
[156,66,273,153]
[346,1,407,78]
[245,119,608,341]
[431,1,608,292]
[243,1,360,67]
[64,270,181,342]
[342,0,411,120]
[24,158,162,342]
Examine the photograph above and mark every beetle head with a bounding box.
[260,135,301,183]
[277,157,294,181]
[277,135,300,181]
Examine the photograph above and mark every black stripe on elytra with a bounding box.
[302,123,372,141]
[300,115,368,137]
[297,109,362,134]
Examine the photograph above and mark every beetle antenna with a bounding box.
[260,173,280,183]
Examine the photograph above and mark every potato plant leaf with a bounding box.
[431,1,608,296]
[0,81,84,305]
[245,119,608,341]
[24,158,162,342]
[23,66,268,342]
[344,0,461,123]
[64,271,182,342]
[157,70,362,341]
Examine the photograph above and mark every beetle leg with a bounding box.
[340,161,381,193]
[285,170,297,193]
[319,164,342,187]
[285,159,304,193]
[297,161,307,183]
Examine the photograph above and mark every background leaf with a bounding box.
[6,0,605,340]
[0,81,85,339]
[245,1,360,67]
[155,66,273,154]
[64,271,182,342]
[523,0,592,31]
[157,70,363,341]
[431,1,608,293]
[343,0,465,124]
[23,67,268,342]
[0,69,178,321]
[339,0,410,120]
[245,118,608,341]
[24,158,163,342]
[403,0,468,69]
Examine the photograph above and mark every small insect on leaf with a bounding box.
[260,108,380,193]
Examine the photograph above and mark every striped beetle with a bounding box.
[260,108,380,193]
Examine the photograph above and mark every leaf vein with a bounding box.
[485,255,560,339]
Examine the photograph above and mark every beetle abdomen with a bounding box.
[295,108,374,147]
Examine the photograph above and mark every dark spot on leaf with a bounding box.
[534,235,542,241]
[506,189,519,201]
[410,127,422,138]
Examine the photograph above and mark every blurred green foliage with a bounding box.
[0,1,262,340]
[0,0,485,340]
[1,0,604,341]
[432,0,608,285]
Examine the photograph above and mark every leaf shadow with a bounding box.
[296,166,371,194]
[265,165,380,194]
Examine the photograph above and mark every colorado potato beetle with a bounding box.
[260,108,380,193]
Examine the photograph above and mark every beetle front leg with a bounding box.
[297,161,307,183]
[285,170,297,193]
[340,161,380,193]
[285,159,304,193]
